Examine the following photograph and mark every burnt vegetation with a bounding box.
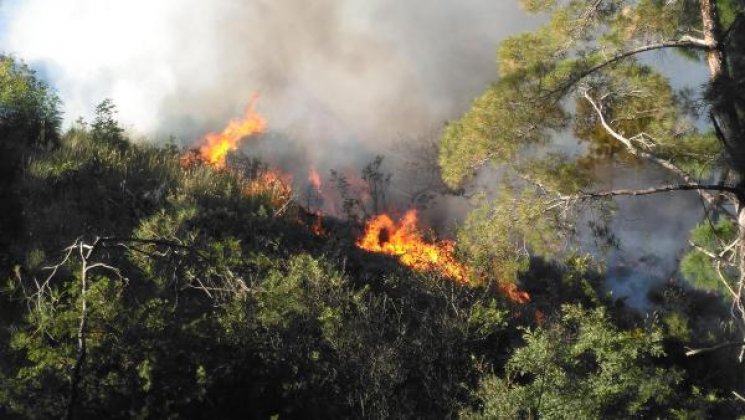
[2,1,745,418]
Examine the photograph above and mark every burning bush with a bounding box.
[242,169,293,210]
[357,210,470,283]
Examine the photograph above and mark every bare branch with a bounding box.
[51,237,122,420]
[689,240,738,265]
[571,183,737,199]
[686,340,745,357]
[582,90,735,211]
[688,240,745,339]
[732,390,745,404]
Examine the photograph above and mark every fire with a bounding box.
[310,216,325,236]
[309,168,322,192]
[306,167,326,235]
[181,94,529,304]
[500,282,531,305]
[196,95,267,168]
[357,210,531,304]
[357,210,470,282]
[243,170,293,209]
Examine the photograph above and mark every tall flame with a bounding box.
[357,210,470,282]
[197,95,267,168]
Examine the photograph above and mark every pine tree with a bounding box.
[440,1,745,352]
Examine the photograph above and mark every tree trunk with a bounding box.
[701,0,725,76]
[700,0,745,169]
[702,0,745,351]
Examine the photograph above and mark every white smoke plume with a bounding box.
[0,0,537,153]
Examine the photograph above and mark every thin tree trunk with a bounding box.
[701,0,725,76]
[66,244,89,420]
[702,0,745,357]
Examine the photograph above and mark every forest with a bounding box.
[2,0,745,418]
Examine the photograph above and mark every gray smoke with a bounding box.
[0,1,710,310]
[0,1,538,155]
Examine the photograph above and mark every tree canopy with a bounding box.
[441,0,745,350]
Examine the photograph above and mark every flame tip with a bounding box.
[188,95,267,169]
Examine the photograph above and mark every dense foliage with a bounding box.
[2,0,745,416]
[440,0,745,292]
[442,0,745,388]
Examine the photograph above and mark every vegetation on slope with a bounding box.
[1,15,745,416]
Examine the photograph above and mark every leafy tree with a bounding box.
[90,99,126,150]
[440,1,745,351]
[5,22,744,415]
[463,305,692,419]
[0,56,60,263]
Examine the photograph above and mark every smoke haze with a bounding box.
[0,1,707,309]
[0,0,537,153]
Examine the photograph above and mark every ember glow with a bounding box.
[243,170,293,209]
[196,95,267,168]
[500,282,531,305]
[357,210,471,282]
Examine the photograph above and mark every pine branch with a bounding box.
[552,37,711,94]
[582,90,736,213]
[722,11,745,42]
[98,236,192,250]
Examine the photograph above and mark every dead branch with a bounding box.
[732,390,745,404]
[64,238,124,420]
[571,184,737,199]
[583,90,735,213]
[686,340,745,357]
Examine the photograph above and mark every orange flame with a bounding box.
[243,170,293,208]
[499,282,531,305]
[309,168,322,192]
[357,210,530,304]
[197,95,267,168]
[357,210,470,282]
[306,167,327,235]
[310,215,325,236]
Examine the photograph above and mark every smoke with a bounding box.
[0,1,708,309]
[0,1,536,150]
[0,0,548,250]
[591,162,704,310]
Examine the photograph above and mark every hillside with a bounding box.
[1,54,744,419]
